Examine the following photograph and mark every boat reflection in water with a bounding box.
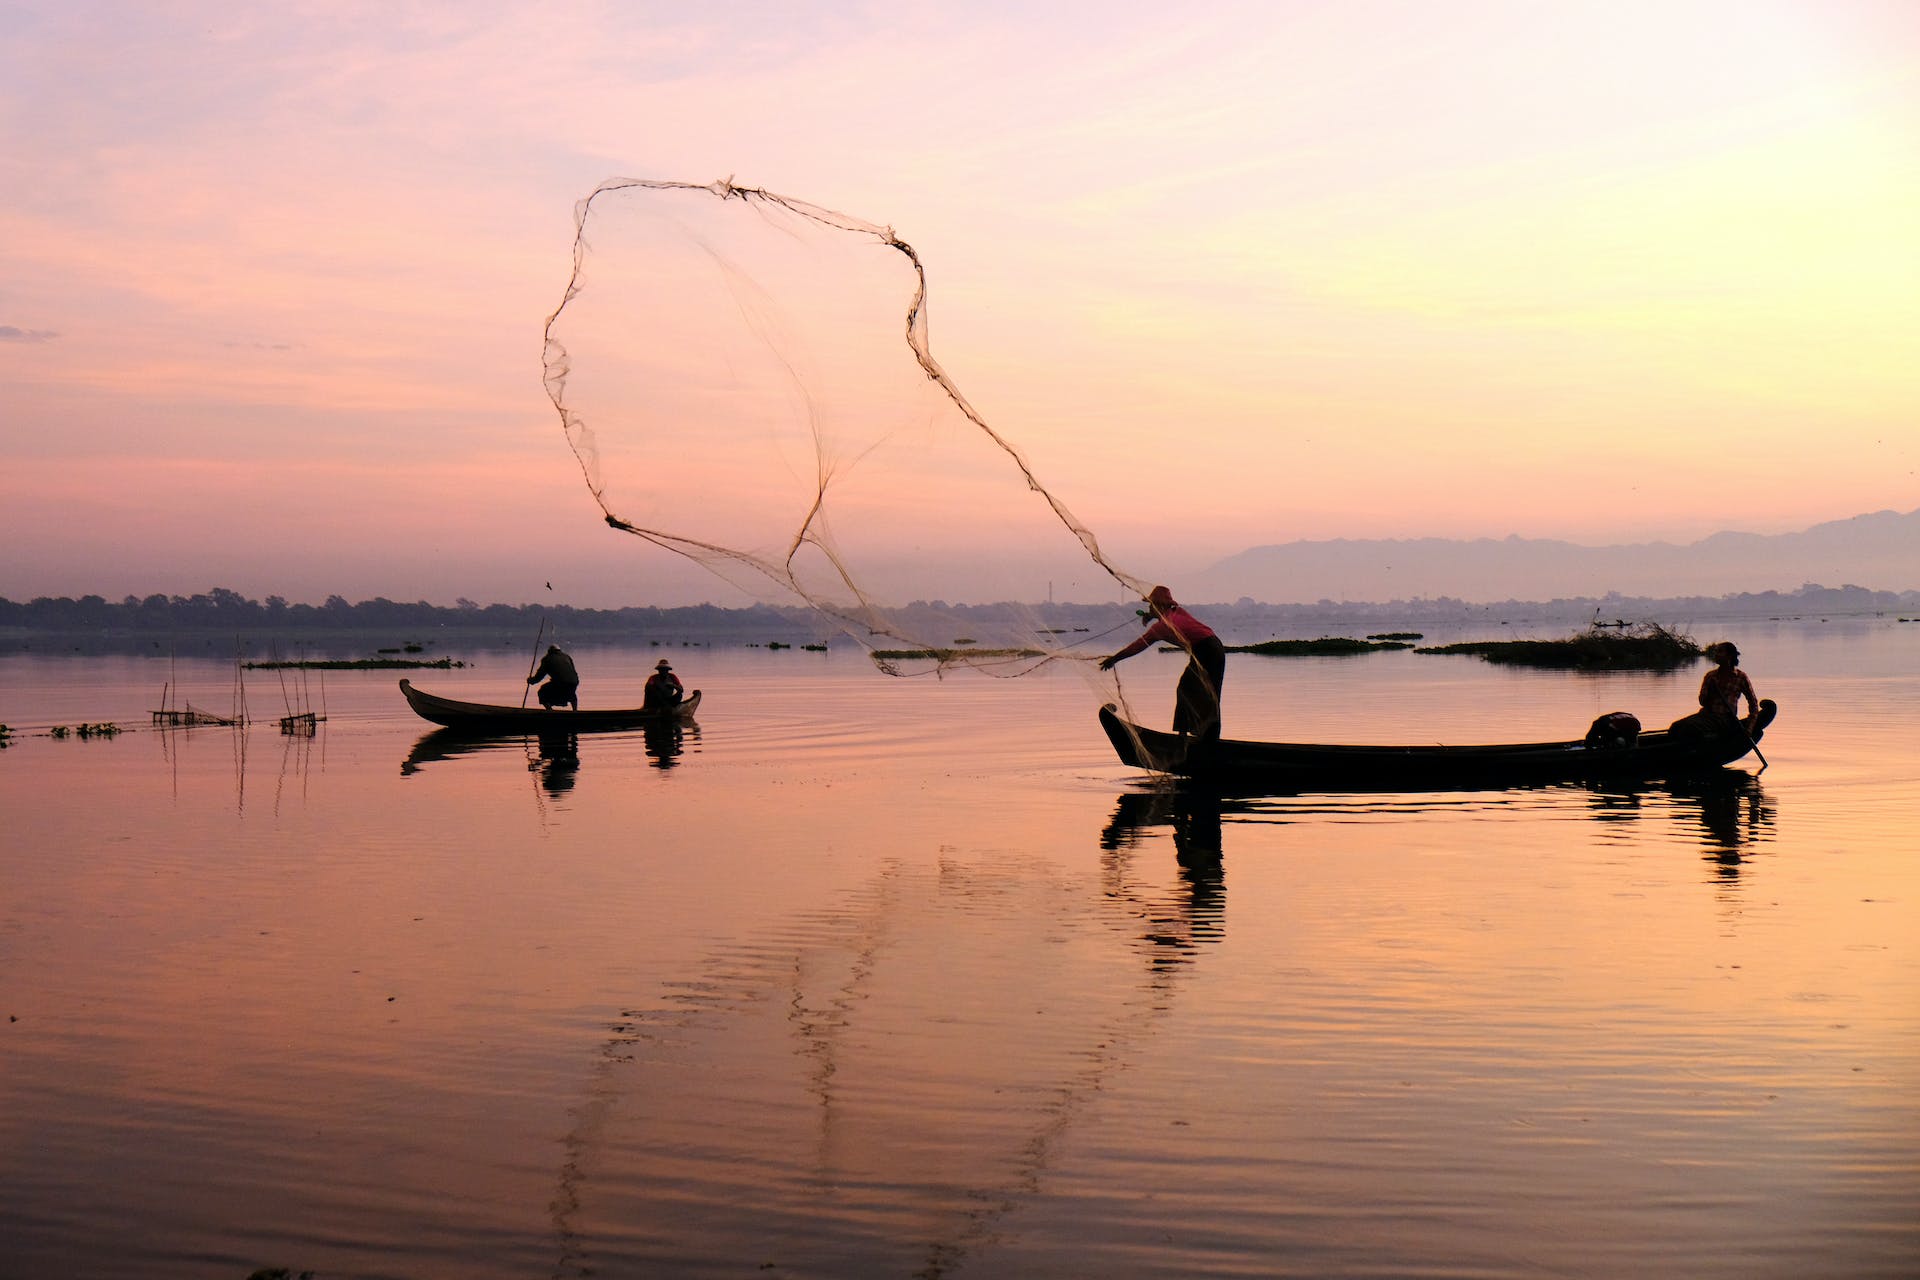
[400,719,697,788]
[1586,771,1776,879]
[1107,769,1775,883]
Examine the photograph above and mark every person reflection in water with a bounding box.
[536,732,580,795]
[1100,586,1225,748]
[643,658,684,711]
[643,720,685,770]
[528,645,580,710]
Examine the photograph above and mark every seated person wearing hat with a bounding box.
[643,658,684,710]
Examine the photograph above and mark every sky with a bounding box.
[2,0,1916,609]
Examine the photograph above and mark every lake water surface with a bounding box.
[2,619,1916,1278]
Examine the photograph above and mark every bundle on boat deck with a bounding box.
[1099,700,1777,789]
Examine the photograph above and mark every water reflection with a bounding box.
[533,732,579,796]
[550,812,1235,1275]
[1588,773,1777,878]
[1101,787,1224,865]
[1099,789,1227,969]
[1110,770,1776,879]
[400,721,695,784]
[639,719,687,770]
[152,719,321,815]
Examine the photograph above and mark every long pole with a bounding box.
[521,615,548,708]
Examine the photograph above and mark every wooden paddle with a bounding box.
[520,616,547,709]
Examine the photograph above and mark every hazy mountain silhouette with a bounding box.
[1188,508,1919,604]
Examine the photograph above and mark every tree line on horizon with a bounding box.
[3,582,1915,638]
[0,588,812,636]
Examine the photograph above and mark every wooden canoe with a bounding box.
[398,679,700,732]
[1100,699,1776,789]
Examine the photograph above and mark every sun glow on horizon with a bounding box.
[1,1,1915,607]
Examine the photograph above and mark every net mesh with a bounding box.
[540,178,1156,678]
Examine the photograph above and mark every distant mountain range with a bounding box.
[1187,508,1920,604]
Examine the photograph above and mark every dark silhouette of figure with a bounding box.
[535,731,580,796]
[1696,641,1762,732]
[1670,640,1761,741]
[528,645,580,710]
[643,659,684,711]
[642,720,686,770]
[1100,585,1225,747]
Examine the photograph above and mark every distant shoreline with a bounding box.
[2,583,1914,659]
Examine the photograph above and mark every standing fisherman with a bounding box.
[1100,585,1225,747]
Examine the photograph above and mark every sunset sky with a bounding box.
[3,1,1916,609]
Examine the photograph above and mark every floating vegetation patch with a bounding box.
[872,647,1043,662]
[1367,631,1424,641]
[1417,622,1700,670]
[0,723,11,747]
[244,657,465,670]
[1229,637,1415,657]
[50,722,121,739]
[802,643,828,652]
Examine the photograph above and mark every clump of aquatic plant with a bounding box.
[1367,631,1423,641]
[49,723,122,739]
[1228,637,1415,657]
[1417,622,1700,670]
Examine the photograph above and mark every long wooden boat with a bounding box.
[1099,699,1776,789]
[398,679,700,732]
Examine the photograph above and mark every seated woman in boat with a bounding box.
[527,645,580,710]
[1099,585,1225,746]
[643,658,684,710]
[1671,641,1760,738]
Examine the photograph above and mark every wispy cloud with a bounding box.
[0,325,59,343]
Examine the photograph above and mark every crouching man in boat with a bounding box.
[1099,586,1226,748]
[643,658,684,711]
[528,644,580,710]
[1671,641,1761,740]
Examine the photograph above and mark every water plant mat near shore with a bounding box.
[1416,623,1700,670]
[1227,638,1416,657]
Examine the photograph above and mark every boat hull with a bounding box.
[399,679,701,732]
[1099,699,1776,790]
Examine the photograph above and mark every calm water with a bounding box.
[2,620,1916,1279]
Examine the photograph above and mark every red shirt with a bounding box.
[1138,606,1216,648]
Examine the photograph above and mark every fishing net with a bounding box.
[540,178,1156,679]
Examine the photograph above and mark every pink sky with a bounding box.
[2,1,1916,609]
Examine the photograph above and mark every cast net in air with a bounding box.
[539,178,1156,678]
